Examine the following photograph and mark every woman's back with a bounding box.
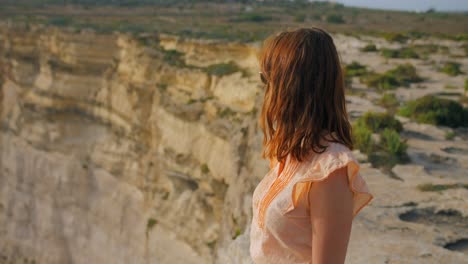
[250,134,373,264]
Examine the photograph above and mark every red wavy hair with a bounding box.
[258,27,353,164]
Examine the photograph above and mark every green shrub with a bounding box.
[388,64,424,84]
[379,44,447,60]
[356,111,403,133]
[147,218,157,231]
[465,79,468,95]
[326,14,345,24]
[236,13,273,22]
[114,21,149,34]
[344,61,367,77]
[294,14,306,22]
[406,31,430,39]
[361,72,399,90]
[440,61,463,76]
[200,163,210,174]
[232,228,242,239]
[455,33,468,41]
[218,107,236,117]
[205,61,246,77]
[361,43,378,52]
[445,131,456,140]
[398,94,468,128]
[368,133,409,168]
[162,49,186,67]
[380,49,398,59]
[352,111,409,169]
[379,92,399,109]
[360,64,423,90]
[382,32,409,43]
[157,83,168,91]
[444,84,457,90]
[187,98,197,105]
[48,16,73,26]
[381,128,408,157]
[381,47,419,59]
[417,183,468,192]
[411,44,448,57]
[352,121,374,155]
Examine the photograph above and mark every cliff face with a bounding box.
[0,24,264,264]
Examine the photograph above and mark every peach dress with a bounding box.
[249,136,374,264]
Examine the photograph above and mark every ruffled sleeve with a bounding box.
[286,143,374,220]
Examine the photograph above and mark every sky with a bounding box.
[331,0,468,12]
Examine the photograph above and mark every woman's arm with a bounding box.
[308,166,354,264]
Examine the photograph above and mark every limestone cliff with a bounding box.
[0,23,265,264]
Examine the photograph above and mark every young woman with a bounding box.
[249,27,374,264]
